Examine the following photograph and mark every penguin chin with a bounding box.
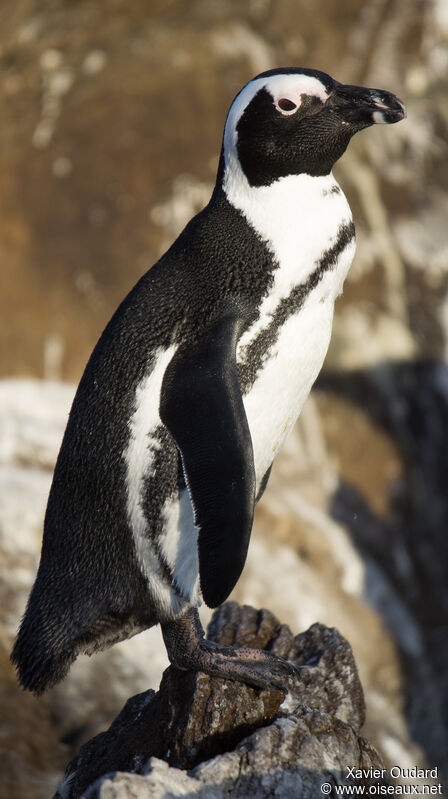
[367,92,407,125]
[372,91,406,125]
[370,101,407,125]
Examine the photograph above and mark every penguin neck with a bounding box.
[217,147,352,284]
[220,146,342,220]
[222,150,337,205]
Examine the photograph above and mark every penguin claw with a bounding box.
[162,608,303,692]
[196,639,302,692]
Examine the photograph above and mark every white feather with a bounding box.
[241,237,355,494]
[161,489,200,604]
[124,346,201,613]
[230,171,353,358]
[226,166,356,493]
[124,345,189,617]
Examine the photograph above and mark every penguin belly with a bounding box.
[241,298,334,494]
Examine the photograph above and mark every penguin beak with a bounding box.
[329,83,407,126]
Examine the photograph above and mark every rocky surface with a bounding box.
[55,603,385,799]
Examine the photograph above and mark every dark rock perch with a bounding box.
[55,603,388,799]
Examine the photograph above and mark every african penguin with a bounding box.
[12,68,405,693]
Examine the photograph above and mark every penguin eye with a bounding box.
[277,97,298,114]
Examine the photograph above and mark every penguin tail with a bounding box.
[11,637,75,695]
[11,622,76,695]
[10,593,77,695]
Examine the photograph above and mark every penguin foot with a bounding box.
[161,608,300,692]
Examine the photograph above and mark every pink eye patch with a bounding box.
[277,97,298,113]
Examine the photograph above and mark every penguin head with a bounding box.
[222,67,406,187]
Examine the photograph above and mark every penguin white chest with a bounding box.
[241,299,334,491]
[227,171,356,492]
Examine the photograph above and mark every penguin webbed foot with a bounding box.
[162,608,300,692]
[194,638,300,691]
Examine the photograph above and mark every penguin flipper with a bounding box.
[160,310,255,608]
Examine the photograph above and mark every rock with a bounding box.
[55,602,386,799]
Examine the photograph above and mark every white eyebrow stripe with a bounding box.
[224,78,269,154]
[265,74,329,104]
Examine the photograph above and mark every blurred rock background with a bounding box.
[0,0,447,797]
